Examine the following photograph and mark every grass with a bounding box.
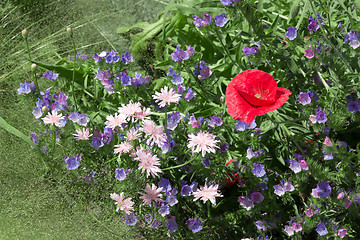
[0,0,169,238]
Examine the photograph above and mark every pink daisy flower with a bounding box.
[110,192,134,214]
[134,148,162,178]
[187,131,220,157]
[125,127,140,141]
[105,113,127,130]
[193,182,223,206]
[140,120,166,147]
[114,141,133,155]
[134,107,152,121]
[139,183,163,206]
[43,111,65,127]
[118,101,142,121]
[152,86,181,107]
[73,128,92,140]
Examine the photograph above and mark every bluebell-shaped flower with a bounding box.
[252,163,266,177]
[348,101,360,113]
[64,153,81,170]
[121,51,134,64]
[167,67,184,85]
[285,27,297,40]
[193,61,212,80]
[316,222,328,236]
[115,168,126,180]
[242,46,259,57]
[187,218,202,233]
[215,14,227,27]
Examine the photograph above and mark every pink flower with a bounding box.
[125,127,139,141]
[337,192,345,199]
[118,101,142,121]
[73,128,92,140]
[152,86,181,107]
[299,160,309,170]
[188,131,220,157]
[345,198,352,209]
[140,119,166,147]
[338,229,347,238]
[134,107,152,121]
[192,183,223,206]
[284,225,294,236]
[134,148,162,178]
[304,49,315,59]
[43,111,65,127]
[292,222,302,232]
[114,141,133,155]
[139,183,163,206]
[323,136,333,146]
[110,192,134,214]
[305,208,313,217]
[105,113,127,130]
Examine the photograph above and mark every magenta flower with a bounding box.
[304,49,315,58]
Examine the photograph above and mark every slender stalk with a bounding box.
[161,151,196,171]
[213,27,241,70]
[24,35,40,95]
[68,28,79,111]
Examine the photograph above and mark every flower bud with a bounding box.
[42,106,47,112]
[31,63,37,69]
[22,29,28,37]
[220,96,224,102]
[67,27,72,32]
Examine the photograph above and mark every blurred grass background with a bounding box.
[0,0,168,239]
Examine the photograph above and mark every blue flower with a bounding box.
[315,181,331,198]
[315,108,327,123]
[91,137,104,150]
[187,218,202,233]
[348,101,360,113]
[115,168,126,180]
[158,178,172,192]
[285,27,297,40]
[308,16,320,33]
[151,219,162,228]
[92,53,102,63]
[64,154,81,170]
[202,157,211,168]
[167,195,178,206]
[159,204,170,217]
[193,61,212,80]
[18,81,35,95]
[220,0,239,5]
[252,163,266,177]
[215,14,227,27]
[166,216,178,233]
[171,45,195,62]
[242,46,259,57]
[235,119,256,131]
[121,51,134,64]
[316,222,328,236]
[43,71,59,81]
[118,72,131,86]
[167,67,184,85]
[298,92,311,105]
[184,88,196,101]
[29,132,40,146]
[344,30,360,49]
[181,185,192,196]
[124,213,138,226]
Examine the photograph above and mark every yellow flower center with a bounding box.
[254,93,261,99]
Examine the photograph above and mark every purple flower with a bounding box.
[344,198,352,209]
[323,150,333,160]
[250,192,264,203]
[252,163,266,177]
[235,119,256,131]
[171,45,195,62]
[166,216,178,233]
[77,113,90,126]
[202,158,211,168]
[184,88,196,101]
[181,185,192,196]
[348,101,360,113]
[289,160,302,173]
[193,61,212,80]
[313,181,331,198]
[117,72,131,86]
[215,14,227,27]
[284,181,294,192]
[242,46,259,57]
[316,222,328,236]
[167,195,178,206]
[158,178,172,192]
[115,168,126,180]
[64,153,81,170]
[285,27,297,40]
[121,51,134,64]
[344,30,359,49]
[209,115,223,127]
[298,92,311,105]
[218,143,229,153]
[18,81,35,94]
[159,204,170,217]
[308,16,320,33]
[151,219,162,228]
[273,185,285,196]
[93,53,102,63]
[187,219,202,233]
[254,221,267,231]
[238,196,254,210]
[29,132,40,146]
[220,0,233,5]
[315,108,327,123]
[43,71,59,81]
[304,49,315,59]
[338,229,347,238]
[91,137,104,150]
[353,193,360,203]
[167,67,184,85]
[124,213,138,226]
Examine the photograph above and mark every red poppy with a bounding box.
[225,69,292,123]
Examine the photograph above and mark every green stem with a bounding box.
[213,26,241,70]
[25,38,40,95]
[70,36,78,111]
[161,151,196,171]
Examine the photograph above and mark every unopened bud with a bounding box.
[22,29,28,37]
[31,63,37,69]
[42,106,47,112]
[67,27,72,32]
[220,96,224,102]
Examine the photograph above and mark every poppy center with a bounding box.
[254,93,261,99]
